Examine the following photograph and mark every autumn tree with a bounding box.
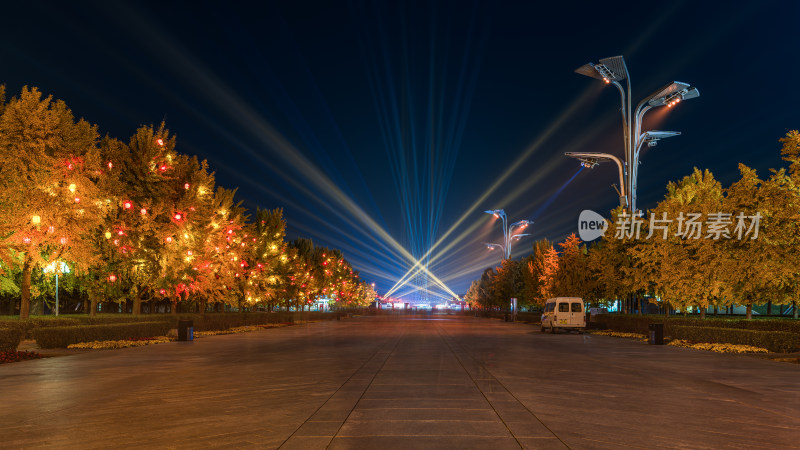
[552,233,592,299]
[0,86,105,319]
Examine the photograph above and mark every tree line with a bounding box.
[465,131,800,319]
[0,85,377,319]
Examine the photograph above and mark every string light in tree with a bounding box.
[108,274,117,283]
[123,200,133,210]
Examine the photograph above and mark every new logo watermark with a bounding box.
[578,210,608,241]
[577,210,761,241]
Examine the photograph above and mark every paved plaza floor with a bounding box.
[1,315,798,449]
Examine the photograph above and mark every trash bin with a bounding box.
[648,323,663,345]
[178,319,194,341]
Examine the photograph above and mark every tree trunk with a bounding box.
[636,294,642,316]
[766,301,772,316]
[713,305,718,316]
[793,301,797,320]
[200,298,207,316]
[700,308,706,319]
[89,296,98,317]
[133,293,142,316]
[20,256,32,319]
[170,299,177,315]
[746,303,753,320]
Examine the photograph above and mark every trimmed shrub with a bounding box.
[0,318,82,339]
[175,311,331,331]
[0,328,22,352]
[591,314,800,336]
[670,326,799,353]
[32,322,171,348]
[74,315,173,326]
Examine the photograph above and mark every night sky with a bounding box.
[2,1,797,301]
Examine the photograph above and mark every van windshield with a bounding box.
[558,303,569,312]
[571,303,582,312]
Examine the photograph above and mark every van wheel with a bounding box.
[540,324,546,333]
[550,325,556,334]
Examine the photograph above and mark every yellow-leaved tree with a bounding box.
[0,86,105,319]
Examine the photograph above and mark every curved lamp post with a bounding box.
[483,209,532,260]
[573,55,699,213]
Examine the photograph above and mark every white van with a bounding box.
[540,297,585,333]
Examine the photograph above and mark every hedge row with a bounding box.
[591,314,800,335]
[175,311,332,331]
[31,322,172,348]
[671,326,799,353]
[0,312,339,337]
[0,328,22,352]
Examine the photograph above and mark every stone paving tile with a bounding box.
[337,418,511,437]
[348,407,498,421]
[292,420,344,436]
[328,435,523,450]
[356,397,491,410]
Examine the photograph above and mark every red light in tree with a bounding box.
[107,161,113,169]
[227,229,233,235]
[165,236,173,243]
[174,213,182,221]
[108,274,117,283]
[140,208,147,215]
[184,183,190,189]
[123,200,133,209]
[159,288,167,295]
[156,138,164,147]
[113,239,120,246]
[22,236,31,244]
[74,197,81,203]
[160,165,168,172]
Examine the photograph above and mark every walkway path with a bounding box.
[1,315,798,448]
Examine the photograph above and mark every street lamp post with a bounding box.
[572,55,699,213]
[483,209,532,260]
[43,261,69,316]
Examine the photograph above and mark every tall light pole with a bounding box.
[483,209,532,259]
[43,261,69,316]
[573,55,699,213]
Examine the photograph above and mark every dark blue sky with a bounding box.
[2,1,798,300]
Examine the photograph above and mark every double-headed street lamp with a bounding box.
[569,55,699,213]
[483,209,532,260]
